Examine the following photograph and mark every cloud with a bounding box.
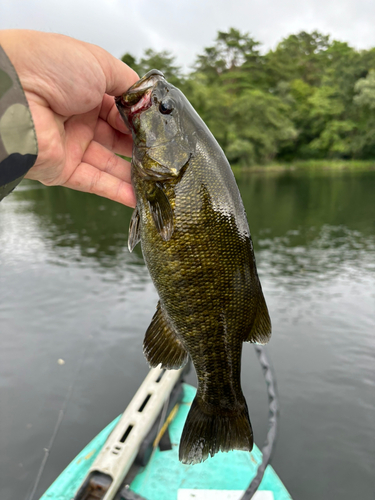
[2,0,375,72]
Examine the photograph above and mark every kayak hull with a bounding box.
[41,383,292,500]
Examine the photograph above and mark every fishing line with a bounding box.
[26,337,91,500]
[241,345,279,500]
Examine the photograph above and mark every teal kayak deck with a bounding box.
[41,384,292,500]
[41,416,121,500]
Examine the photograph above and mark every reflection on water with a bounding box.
[0,169,374,500]
[260,224,375,288]
[3,182,142,267]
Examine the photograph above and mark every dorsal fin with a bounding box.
[243,291,272,345]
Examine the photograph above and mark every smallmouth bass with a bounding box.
[116,70,271,465]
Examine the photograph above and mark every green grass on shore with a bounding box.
[232,159,375,173]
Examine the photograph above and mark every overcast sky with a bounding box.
[1,0,375,71]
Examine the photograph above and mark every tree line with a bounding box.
[122,29,375,166]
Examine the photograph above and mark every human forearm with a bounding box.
[0,40,38,201]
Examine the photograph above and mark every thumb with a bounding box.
[88,44,140,96]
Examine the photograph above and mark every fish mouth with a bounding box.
[115,69,165,129]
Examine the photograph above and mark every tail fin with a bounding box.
[179,395,253,465]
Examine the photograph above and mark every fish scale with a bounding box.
[116,69,271,465]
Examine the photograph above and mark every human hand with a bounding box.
[0,30,139,207]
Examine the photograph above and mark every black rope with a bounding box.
[240,345,279,500]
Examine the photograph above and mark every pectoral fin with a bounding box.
[147,183,174,241]
[144,302,188,369]
[244,291,272,345]
[128,207,141,252]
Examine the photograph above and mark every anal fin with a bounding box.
[143,302,188,370]
[244,290,272,345]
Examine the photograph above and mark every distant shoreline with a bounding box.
[232,160,375,173]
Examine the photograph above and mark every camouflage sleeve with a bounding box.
[0,44,38,202]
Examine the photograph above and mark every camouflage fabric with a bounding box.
[0,44,38,202]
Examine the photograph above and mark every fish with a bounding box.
[115,70,271,465]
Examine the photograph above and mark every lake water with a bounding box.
[0,168,374,500]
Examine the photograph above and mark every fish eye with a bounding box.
[159,99,174,115]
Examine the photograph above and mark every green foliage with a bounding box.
[354,70,375,109]
[194,28,264,90]
[225,90,297,165]
[121,28,375,164]
[309,120,356,156]
[265,31,330,88]
[121,52,140,74]
[121,49,183,87]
